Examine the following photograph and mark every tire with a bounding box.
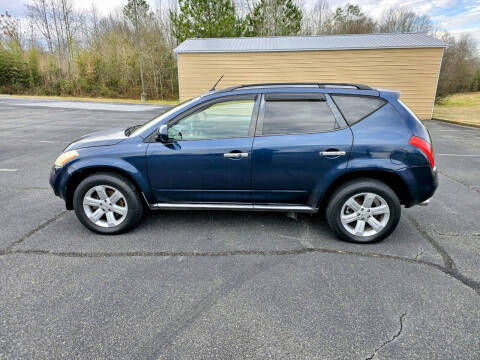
[326,179,401,244]
[73,172,144,234]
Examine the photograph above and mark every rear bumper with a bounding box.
[400,165,438,207]
[417,198,431,206]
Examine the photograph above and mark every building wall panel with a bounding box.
[177,48,444,120]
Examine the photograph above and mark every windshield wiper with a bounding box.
[125,125,141,136]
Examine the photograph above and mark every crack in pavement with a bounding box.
[3,211,68,252]
[438,170,480,194]
[2,247,479,295]
[431,229,480,237]
[365,313,407,360]
[405,214,457,271]
[414,250,424,260]
[2,210,479,295]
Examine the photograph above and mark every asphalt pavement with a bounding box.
[0,96,479,359]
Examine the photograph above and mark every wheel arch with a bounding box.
[318,169,413,211]
[65,166,149,210]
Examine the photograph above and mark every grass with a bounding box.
[433,92,480,127]
[0,94,179,106]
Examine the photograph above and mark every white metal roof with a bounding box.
[174,33,446,54]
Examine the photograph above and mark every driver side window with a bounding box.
[168,99,256,141]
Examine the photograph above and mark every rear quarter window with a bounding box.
[332,95,386,125]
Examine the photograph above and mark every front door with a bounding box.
[146,95,259,203]
[252,93,353,206]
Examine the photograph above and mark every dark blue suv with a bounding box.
[50,83,438,243]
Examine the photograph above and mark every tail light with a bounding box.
[409,136,434,168]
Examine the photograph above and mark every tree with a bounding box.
[302,0,333,35]
[124,0,150,101]
[471,68,480,92]
[26,0,54,52]
[0,12,22,47]
[123,0,150,25]
[332,4,376,34]
[437,33,478,98]
[245,0,302,36]
[170,0,243,43]
[379,6,432,33]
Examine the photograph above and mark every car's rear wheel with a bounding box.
[326,179,401,243]
[73,173,144,234]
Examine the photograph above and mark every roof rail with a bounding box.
[224,82,372,91]
[318,83,372,90]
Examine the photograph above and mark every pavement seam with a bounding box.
[1,207,478,295]
[2,247,478,295]
[405,213,457,271]
[438,170,480,194]
[3,211,68,252]
[404,214,480,294]
[365,313,407,360]
[431,229,480,237]
[414,250,424,260]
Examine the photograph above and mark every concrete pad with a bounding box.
[0,97,167,112]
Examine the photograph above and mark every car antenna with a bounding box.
[210,75,224,91]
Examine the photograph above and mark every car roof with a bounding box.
[221,82,372,92]
[201,83,380,98]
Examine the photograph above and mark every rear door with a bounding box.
[251,92,353,206]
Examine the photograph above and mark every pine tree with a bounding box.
[245,0,302,37]
[170,0,244,43]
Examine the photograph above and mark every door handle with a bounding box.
[224,152,248,158]
[319,151,346,156]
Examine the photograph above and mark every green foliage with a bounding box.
[170,0,243,43]
[26,48,40,86]
[245,0,302,36]
[0,43,31,91]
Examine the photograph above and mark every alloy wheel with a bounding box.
[83,185,128,228]
[340,192,390,237]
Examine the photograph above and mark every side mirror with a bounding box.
[157,124,169,142]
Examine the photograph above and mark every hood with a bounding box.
[65,127,128,151]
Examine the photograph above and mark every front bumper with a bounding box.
[49,164,75,200]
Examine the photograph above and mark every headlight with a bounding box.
[54,150,79,167]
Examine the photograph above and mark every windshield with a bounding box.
[130,98,197,137]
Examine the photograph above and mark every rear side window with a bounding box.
[262,94,337,135]
[332,95,386,125]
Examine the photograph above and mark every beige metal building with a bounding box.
[174,33,446,120]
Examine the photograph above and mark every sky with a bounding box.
[1,0,479,44]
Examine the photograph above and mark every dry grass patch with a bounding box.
[0,94,179,106]
[433,92,480,126]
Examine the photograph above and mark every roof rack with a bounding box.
[230,83,373,90]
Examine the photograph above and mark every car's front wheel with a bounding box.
[326,179,401,243]
[73,173,144,234]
